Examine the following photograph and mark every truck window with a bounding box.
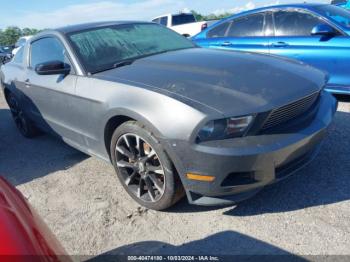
[172,14,196,26]
[160,17,168,26]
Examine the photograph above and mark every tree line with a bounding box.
[191,10,232,21]
[0,27,41,46]
[0,11,231,47]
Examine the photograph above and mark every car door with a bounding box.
[269,9,350,88]
[199,12,271,54]
[24,36,80,141]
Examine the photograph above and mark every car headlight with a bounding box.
[197,115,254,142]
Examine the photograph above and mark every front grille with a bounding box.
[262,92,320,130]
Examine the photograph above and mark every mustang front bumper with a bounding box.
[164,91,338,206]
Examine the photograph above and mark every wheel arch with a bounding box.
[103,109,164,160]
[104,110,186,207]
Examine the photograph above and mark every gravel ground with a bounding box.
[0,91,349,260]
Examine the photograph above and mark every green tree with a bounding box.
[0,27,22,46]
[191,10,232,21]
[22,28,40,36]
[205,12,232,20]
[191,10,204,21]
[0,27,41,46]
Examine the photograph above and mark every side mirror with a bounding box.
[311,24,337,36]
[35,61,71,75]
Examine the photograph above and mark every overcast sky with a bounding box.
[0,0,329,29]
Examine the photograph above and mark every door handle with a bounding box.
[25,79,31,88]
[221,41,233,47]
[271,41,288,48]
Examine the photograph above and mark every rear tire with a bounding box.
[7,92,39,138]
[110,121,184,210]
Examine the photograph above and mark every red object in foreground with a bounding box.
[0,177,71,262]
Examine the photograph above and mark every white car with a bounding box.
[152,13,209,37]
[12,36,32,56]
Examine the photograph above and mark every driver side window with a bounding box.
[30,37,71,68]
[274,11,328,36]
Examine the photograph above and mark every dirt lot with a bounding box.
[0,91,349,260]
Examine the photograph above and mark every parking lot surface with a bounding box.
[0,91,349,259]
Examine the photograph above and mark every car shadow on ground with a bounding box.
[170,110,350,216]
[0,108,88,186]
[88,231,306,261]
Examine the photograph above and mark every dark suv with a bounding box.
[0,47,12,64]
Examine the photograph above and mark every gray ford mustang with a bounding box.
[0,22,337,210]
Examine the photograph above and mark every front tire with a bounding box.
[110,121,184,210]
[7,92,39,138]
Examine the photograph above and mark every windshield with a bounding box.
[68,23,195,74]
[315,5,350,28]
[172,14,196,26]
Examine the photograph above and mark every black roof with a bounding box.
[56,21,151,34]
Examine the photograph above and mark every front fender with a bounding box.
[102,89,208,141]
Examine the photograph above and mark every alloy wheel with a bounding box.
[115,133,166,203]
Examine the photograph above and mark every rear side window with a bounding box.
[207,21,231,38]
[274,11,324,36]
[13,47,24,64]
[227,13,265,37]
[30,37,70,68]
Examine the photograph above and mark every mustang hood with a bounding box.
[94,48,327,116]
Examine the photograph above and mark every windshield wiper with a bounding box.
[90,48,194,75]
[113,59,135,69]
[90,59,136,75]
